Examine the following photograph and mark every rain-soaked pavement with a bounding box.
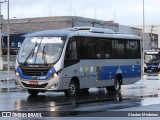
[1,71,160,119]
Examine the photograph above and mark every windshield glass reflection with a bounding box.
[18,37,65,64]
[144,54,160,63]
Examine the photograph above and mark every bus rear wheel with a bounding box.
[106,77,121,93]
[27,89,39,96]
[64,80,78,97]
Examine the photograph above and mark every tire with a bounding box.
[27,89,39,96]
[106,77,121,93]
[64,80,78,97]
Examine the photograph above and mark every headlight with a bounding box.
[15,72,19,77]
[53,69,62,78]
[53,73,58,78]
[48,69,62,80]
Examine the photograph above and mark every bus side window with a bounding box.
[64,38,79,67]
[72,41,77,59]
[65,38,77,60]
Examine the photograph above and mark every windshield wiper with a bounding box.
[42,45,47,65]
[24,42,37,65]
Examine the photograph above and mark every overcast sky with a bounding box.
[1,0,160,25]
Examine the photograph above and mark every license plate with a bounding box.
[29,81,38,85]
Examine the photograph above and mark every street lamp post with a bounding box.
[0,0,6,70]
[7,0,10,92]
[142,0,145,75]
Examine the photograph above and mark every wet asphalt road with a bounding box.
[1,72,160,118]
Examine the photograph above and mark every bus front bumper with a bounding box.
[144,67,160,72]
[15,75,63,91]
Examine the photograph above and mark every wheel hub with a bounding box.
[69,83,75,94]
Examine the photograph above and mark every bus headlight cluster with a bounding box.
[53,73,58,78]
[53,70,61,78]
[51,83,58,89]
[16,72,20,77]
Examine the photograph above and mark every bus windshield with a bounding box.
[144,54,160,63]
[18,37,65,64]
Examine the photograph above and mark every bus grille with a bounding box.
[22,82,48,88]
[20,65,51,76]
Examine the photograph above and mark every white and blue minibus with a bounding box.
[15,27,141,96]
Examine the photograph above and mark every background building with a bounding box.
[131,25,159,50]
[2,16,119,34]
[119,25,142,36]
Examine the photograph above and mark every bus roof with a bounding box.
[25,27,141,40]
[26,29,74,37]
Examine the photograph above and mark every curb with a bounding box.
[0,88,26,92]
[0,78,15,82]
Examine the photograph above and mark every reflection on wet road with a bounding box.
[1,78,160,117]
[1,89,140,117]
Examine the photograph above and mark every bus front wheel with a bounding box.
[27,89,39,96]
[64,80,78,97]
[106,77,121,93]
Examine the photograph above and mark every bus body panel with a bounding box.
[61,59,141,89]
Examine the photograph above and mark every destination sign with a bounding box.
[31,37,63,44]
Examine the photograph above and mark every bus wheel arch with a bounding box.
[64,76,79,97]
[116,74,123,85]
[106,74,122,93]
[115,74,122,91]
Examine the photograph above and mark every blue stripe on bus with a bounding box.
[17,67,56,80]
[17,65,141,80]
[100,65,141,80]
